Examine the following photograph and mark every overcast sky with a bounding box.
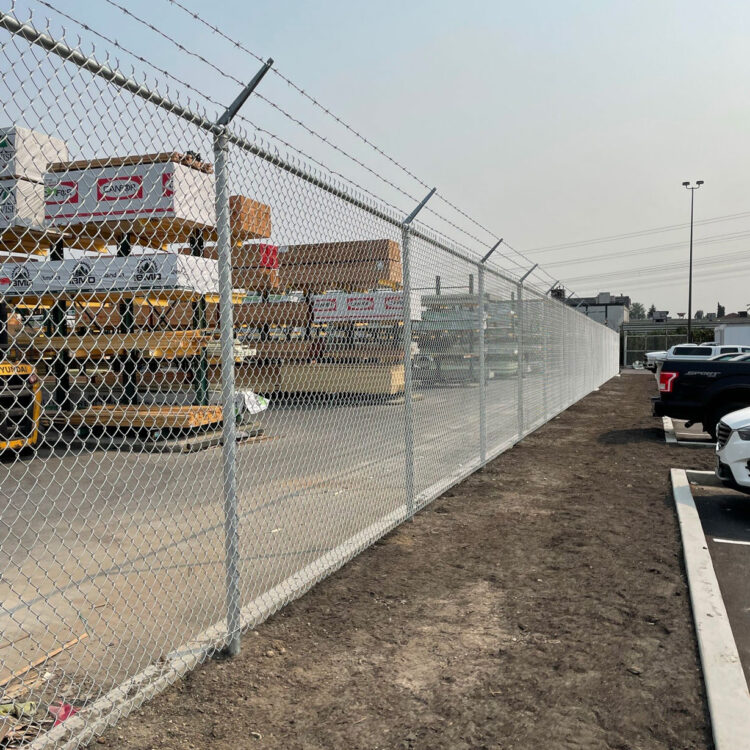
[8,0,750,315]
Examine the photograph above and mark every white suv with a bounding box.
[716,407,750,494]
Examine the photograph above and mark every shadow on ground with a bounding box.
[598,427,663,445]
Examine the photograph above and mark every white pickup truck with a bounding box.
[646,343,750,375]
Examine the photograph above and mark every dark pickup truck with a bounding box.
[652,359,750,438]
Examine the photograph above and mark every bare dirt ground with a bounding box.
[92,372,713,750]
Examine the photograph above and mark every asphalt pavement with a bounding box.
[1,375,548,692]
[694,486,750,689]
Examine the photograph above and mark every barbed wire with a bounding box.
[32,0,427,230]
[156,0,555,270]
[99,0,555,282]
[20,1,559,291]
[57,2,522,278]
[100,0,506,255]
[12,3,529,285]
[160,0,511,245]
[36,0,227,110]
[503,240,558,284]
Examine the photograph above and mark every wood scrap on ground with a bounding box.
[0,633,88,690]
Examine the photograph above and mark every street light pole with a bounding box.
[682,180,704,343]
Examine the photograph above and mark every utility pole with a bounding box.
[682,180,704,343]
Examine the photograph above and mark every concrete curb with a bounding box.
[670,468,750,749]
[663,417,715,449]
[663,416,678,444]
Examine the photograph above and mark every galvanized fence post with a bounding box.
[401,188,435,517]
[401,224,415,516]
[214,129,241,656]
[478,264,486,464]
[516,281,524,438]
[542,299,549,420]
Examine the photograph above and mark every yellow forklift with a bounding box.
[0,301,42,451]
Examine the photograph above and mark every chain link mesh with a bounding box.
[0,11,619,748]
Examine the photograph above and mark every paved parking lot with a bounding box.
[693,485,750,687]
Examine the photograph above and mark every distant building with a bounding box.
[715,316,750,346]
[565,292,631,332]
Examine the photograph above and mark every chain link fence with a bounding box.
[0,11,619,748]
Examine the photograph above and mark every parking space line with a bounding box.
[713,538,750,547]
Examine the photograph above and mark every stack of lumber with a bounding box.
[276,239,402,292]
[46,153,271,251]
[278,363,405,396]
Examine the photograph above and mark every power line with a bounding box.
[563,249,750,285]
[94,0,558,283]
[160,0,507,245]
[575,264,750,294]
[543,228,750,268]
[503,240,558,284]
[528,210,750,254]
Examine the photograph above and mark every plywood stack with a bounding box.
[277,238,402,292]
[0,136,278,435]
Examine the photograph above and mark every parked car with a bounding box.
[653,358,750,438]
[715,406,750,494]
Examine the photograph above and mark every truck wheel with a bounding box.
[704,402,749,440]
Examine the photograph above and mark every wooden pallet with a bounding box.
[58,405,223,430]
[53,218,217,252]
[46,201,270,252]
[48,152,214,174]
